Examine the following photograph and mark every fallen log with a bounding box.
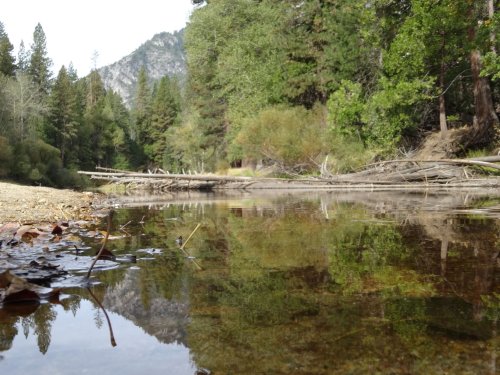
[79,159,500,191]
[78,171,252,182]
[367,158,500,171]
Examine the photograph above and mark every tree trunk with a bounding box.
[470,49,499,144]
[467,2,499,146]
[488,0,497,54]
[439,33,448,136]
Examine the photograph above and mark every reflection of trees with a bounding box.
[408,216,499,320]
[0,295,83,356]
[181,194,499,374]
[32,304,56,354]
[0,313,17,352]
[0,304,56,355]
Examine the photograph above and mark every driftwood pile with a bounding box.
[78,156,500,192]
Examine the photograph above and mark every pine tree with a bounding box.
[131,67,152,146]
[17,40,30,73]
[0,21,16,77]
[28,23,52,95]
[146,76,181,165]
[86,69,105,109]
[48,66,79,166]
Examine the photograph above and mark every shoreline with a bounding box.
[0,181,99,225]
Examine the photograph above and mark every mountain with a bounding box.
[98,29,186,107]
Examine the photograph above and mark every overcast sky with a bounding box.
[1,0,196,77]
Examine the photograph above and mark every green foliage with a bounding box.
[362,77,434,149]
[236,105,328,172]
[0,21,16,77]
[482,51,500,81]
[328,77,433,152]
[0,136,13,176]
[146,76,181,166]
[165,117,207,172]
[327,135,373,173]
[0,22,137,186]
[327,80,364,140]
[10,139,61,185]
[131,67,151,146]
[28,23,52,95]
[48,66,79,167]
[281,0,375,107]
[0,0,498,184]
[16,41,29,73]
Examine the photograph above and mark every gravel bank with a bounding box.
[0,182,98,224]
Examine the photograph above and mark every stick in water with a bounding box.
[86,210,114,279]
[180,223,201,251]
[179,223,203,270]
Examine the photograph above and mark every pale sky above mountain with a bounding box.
[1,0,196,77]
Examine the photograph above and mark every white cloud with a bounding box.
[1,0,195,77]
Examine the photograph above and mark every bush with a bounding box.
[362,78,433,150]
[10,140,62,186]
[235,105,328,173]
[327,78,433,153]
[327,80,364,141]
[0,137,13,177]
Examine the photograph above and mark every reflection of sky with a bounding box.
[1,300,196,375]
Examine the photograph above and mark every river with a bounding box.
[1,190,499,374]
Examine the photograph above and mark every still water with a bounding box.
[1,190,499,374]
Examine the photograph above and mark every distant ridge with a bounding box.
[98,29,186,107]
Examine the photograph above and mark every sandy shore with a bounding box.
[0,182,98,224]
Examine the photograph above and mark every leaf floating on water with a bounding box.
[0,270,61,305]
[17,226,43,243]
[0,270,13,288]
[51,224,63,236]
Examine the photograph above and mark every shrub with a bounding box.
[0,137,13,177]
[235,105,328,173]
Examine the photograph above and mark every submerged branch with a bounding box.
[86,210,114,279]
[179,223,203,270]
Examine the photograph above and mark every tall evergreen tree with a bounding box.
[279,0,375,108]
[86,69,105,109]
[146,76,181,165]
[17,40,30,73]
[48,66,79,166]
[131,67,152,147]
[28,23,52,95]
[0,21,16,77]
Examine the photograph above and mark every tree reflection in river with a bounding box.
[0,191,498,374]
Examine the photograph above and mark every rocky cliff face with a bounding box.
[98,29,186,107]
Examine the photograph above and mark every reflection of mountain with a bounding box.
[102,269,189,345]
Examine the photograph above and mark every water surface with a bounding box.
[1,190,499,374]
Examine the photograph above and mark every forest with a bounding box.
[1,0,499,187]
